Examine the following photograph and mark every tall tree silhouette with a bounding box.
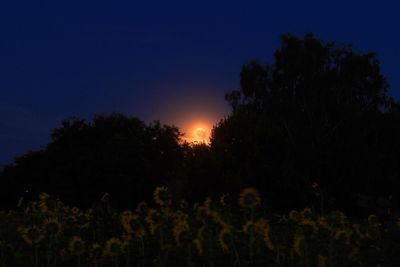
[212,33,400,213]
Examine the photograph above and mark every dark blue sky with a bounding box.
[1,1,399,167]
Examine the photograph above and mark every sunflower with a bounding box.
[90,243,103,258]
[121,211,145,239]
[204,197,212,211]
[43,218,62,236]
[218,227,231,253]
[243,220,255,234]
[193,225,206,256]
[193,239,203,256]
[121,239,131,254]
[179,200,189,210]
[39,192,50,200]
[289,210,302,222]
[135,202,148,214]
[312,182,321,196]
[293,234,304,256]
[300,218,318,235]
[121,211,135,234]
[255,218,274,250]
[195,206,209,222]
[238,187,261,209]
[332,211,348,225]
[353,224,365,239]
[317,216,329,229]
[219,193,230,207]
[145,209,160,235]
[68,236,85,256]
[101,193,110,203]
[301,207,312,218]
[18,225,44,246]
[135,227,146,240]
[71,207,80,216]
[104,238,122,257]
[153,186,171,206]
[38,193,51,213]
[76,209,92,229]
[334,229,346,240]
[209,210,229,228]
[172,216,190,247]
[334,229,352,244]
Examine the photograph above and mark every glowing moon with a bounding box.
[195,127,207,139]
[180,120,213,144]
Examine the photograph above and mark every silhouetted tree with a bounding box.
[0,113,184,208]
[1,34,400,217]
[211,33,400,213]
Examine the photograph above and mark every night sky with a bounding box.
[1,1,399,167]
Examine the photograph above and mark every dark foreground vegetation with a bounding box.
[1,33,400,264]
[0,187,399,267]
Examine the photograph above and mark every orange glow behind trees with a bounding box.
[182,122,212,144]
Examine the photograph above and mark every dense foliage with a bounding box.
[212,33,400,213]
[0,187,399,267]
[1,33,400,215]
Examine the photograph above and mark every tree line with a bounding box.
[1,33,400,217]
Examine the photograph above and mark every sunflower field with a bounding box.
[0,187,399,267]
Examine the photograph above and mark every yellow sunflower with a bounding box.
[301,207,312,218]
[121,211,135,234]
[90,243,103,260]
[193,239,203,256]
[219,193,230,207]
[135,201,148,214]
[353,224,365,239]
[145,209,160,235]
[204,197,213,212]
[153,186,171,206]
[289,210,302,222]
[209,210,229,228]
[317,216,329,229]
[172,216,190,247]
[300,218,318,234]
[68,236,85,256]
[193,225,206,256]
[195,206,209,222]
[121,211,145,239]
[38,193,51,213]
[293,234,304,256]
[104,238,122,257]
[255,218,274,250]
[71,207,80,216]
[101,193,110,203]
[43,218,62,236]
[238,188,261,209]
[18,225,44,246]
[243,220,255,234]
[333,211,348,225]
[218,227,231,253]
[334,229,352,244]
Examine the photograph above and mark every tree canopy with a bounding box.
[212,33,400,213]
[1,33,399,215]
[0,114,184,208]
